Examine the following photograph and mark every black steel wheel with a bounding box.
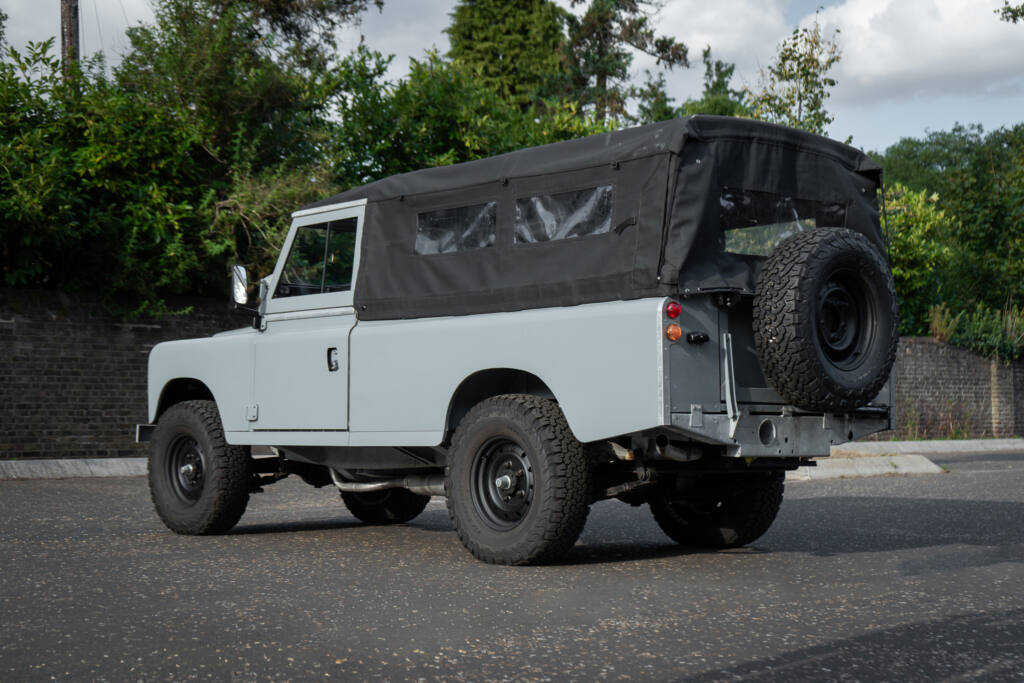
[649,473,784,549]
[817,269,871,370]
[470,437,535,530]
[341,488,430,524]
[165,434,205,504]
[446,394,591,565]
[754,227,898,412]
[148,400,252,535]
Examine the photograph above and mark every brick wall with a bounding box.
[1017,362,1024,439]
[882,337,1022,440]
[0,291,1020,459]
[0,289,238,459]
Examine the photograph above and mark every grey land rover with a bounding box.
[139,116,898,564]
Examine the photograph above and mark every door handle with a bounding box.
[327,347,339,372]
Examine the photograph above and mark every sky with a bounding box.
[4,0,1023,153]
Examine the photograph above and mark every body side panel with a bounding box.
[348,298,668,444]
[147,330,256,429]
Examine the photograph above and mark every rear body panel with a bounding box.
[663,295,892,458]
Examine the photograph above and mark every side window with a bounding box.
[276,218,357,298]
[719,188,847,257]
[414,202,497,255]
[514,185,614,244]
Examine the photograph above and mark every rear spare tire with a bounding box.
[753,227,898,413]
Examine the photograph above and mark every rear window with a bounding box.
[720,188,846,257]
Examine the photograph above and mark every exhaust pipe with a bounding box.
[329,470,445,497]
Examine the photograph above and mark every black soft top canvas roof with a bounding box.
[305,116,882,320]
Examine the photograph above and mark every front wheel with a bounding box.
[148,400,252,535]
[446,395,591,565]
[649,473,784,549]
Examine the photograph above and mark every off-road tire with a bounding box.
[148,400,252,535]
[753,227,898,413]
[446,394,591,565]
[649,473,784,548]
[341,489,430,524]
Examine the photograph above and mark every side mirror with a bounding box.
[231,264,263,329]
[231,264,249,305]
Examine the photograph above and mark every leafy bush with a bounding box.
[0,2,366,315]
[877,124,1024,319]
[883,184,954,335]
[930,302,1024,361]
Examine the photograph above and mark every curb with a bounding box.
[0,458,147,480]
[0,454,947,483]
[789,454,943,481]
[831,438,1024,458]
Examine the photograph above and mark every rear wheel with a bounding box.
[649,473,784,549]
[446,395,591,565]
[148,400,252,535]
[341,489,430,524]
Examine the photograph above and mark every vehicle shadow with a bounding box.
[561,495,1024,567]
[232,517,366,535]
[226,495,1024,570]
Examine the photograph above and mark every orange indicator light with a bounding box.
[666,324,682,342]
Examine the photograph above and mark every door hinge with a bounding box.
[247,404,259,422]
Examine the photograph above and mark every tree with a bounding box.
[877,124,1024,324]
[0,0,375,313]
[331,47,608,187]
[872,124,984,196]
[634,46,748,124]
[681,46,749,117]
[997,1,1024,22]
[634,69,677,123]
[562,0,688,123]
[446,0,568,110]
[746,14,840,135]
[882,185,954,334]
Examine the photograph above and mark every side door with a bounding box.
[250,201,365,432]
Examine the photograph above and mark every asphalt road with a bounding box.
[2,451,1023,682]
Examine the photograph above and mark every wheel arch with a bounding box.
[155,378,216,421]
[445,368,555,439]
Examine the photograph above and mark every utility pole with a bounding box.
[60,0,80,79]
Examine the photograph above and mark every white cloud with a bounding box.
[639,0,1024,149]
[815,0,1024,103]
[647,1,802,108]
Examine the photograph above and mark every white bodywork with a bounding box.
[147,200,670,448]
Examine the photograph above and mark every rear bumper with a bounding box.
[669,408,890,458]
